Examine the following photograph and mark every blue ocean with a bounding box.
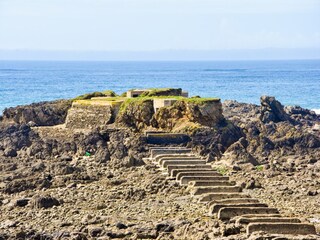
[0,60,319,114]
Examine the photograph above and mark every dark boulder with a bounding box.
[260,96,294,124]
[30,195,60,209]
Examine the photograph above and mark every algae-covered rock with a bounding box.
[73,90,116,100]
[140,88,182,97]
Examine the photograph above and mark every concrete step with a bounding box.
[150,148,192,158]
[176,171,222,180]
[161,160,207,168]
[158,157,202,165]
[168,165,212,176]
[208,198,260,207]
[198,193,251,203]
[153,154,197,161]
[188,180,235,187]
[236,216,301,225]
[180,176,229,185]
[247,223,317,235]
[172,169,217,178]
[191,186,242,196]
[147,133,190,145]
[218,207,280,221]
[230,214,282,223]
[209,203,268,214]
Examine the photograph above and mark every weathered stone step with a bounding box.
[172,169,217,178]
[247,223,317,235]
[188,180,235,187]
[230,214,282,223]
[218,207,279,221]
[191,186,242,196]
[150,148,192,158]
[176,171,222,180]
[147,133,190,144]
[154,154,197,161]
[236,216,301,225]
[180,176,229,185]
[160,160,205,168]
[208,198,260,207]
[168,165,212,176]
[209,203,268,214]
[198,193,251,203]
[158,157,201,165]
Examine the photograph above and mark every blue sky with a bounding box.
[0,0,319,60]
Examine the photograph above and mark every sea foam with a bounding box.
[312,109,320,114]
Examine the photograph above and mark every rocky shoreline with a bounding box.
[0,89,319,239]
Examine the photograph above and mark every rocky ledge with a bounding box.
[0,88,319,239]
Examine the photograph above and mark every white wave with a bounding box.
[312,109,320,114]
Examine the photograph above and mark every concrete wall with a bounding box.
[153,99,177,112]
[65,102,114,129]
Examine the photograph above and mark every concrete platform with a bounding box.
[218,207,279,221]
[247,223,317,235]
[210,203,268,214]
[161,160,207,168]
[180,176,229,185]
[191,186,242,195]
[176,171,222,180]
[198,193,251,203]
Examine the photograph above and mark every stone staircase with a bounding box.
[147,146,318,238]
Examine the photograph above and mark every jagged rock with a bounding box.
[15,198,30,207]
[1,100,72,126]
[30,195,60,209]
[3,179,36,194]
[94,148,110,163]
[116,222,128,230]
[260,96,293,123]
[3,148,17,157]
[221,137,259,166]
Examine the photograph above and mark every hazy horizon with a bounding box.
[0,0,319,61]
[1,48,320,61]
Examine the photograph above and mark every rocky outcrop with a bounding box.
[0,124,39,157]
[1,100,72,126]
[116,99,155,131]
[222,98,320,166]
[259,96,294,124]
[152,99,224,132]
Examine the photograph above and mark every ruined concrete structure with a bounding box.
[65,88,221,130]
